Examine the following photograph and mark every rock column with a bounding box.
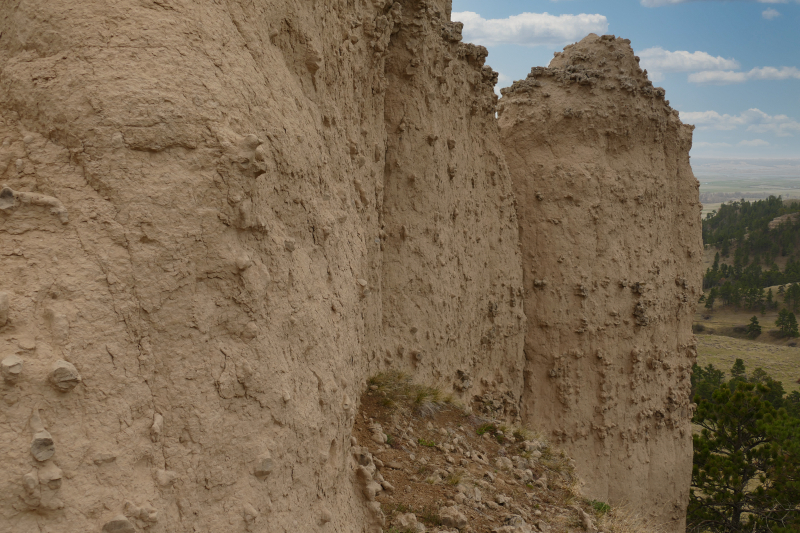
[498,34,703,531]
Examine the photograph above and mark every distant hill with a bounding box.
[693,158,800,178]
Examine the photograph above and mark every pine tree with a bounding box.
[776,309,800,337]
[731,358,746,379]
[705,288,717,310]
[789,311,799,338]
[688,361,800,533]
[747,316,762,338]
[721,238,730,258]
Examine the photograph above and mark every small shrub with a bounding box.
[513,427,533,442]
[590,500,611,515]
[418,437,436,447]
[446,472,462,486]
[476,423,497,436]
[692,323,706,333]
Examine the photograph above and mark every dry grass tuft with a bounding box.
[597,503,671,533]
[367,371,456,417]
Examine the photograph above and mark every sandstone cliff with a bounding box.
[498,34,702,530]
[0,1,524,532]
[0,1,700,531]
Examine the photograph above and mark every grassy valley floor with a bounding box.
[695,333,800,393]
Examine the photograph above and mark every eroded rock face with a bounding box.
[0,1,523,531]
[381,0,526,411]
[498,34,702,531]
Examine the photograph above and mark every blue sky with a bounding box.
[452,0,800,159]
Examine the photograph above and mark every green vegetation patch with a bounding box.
[689,359,800,532]
[590,500,611,515]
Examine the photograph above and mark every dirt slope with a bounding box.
[498,34,702,531]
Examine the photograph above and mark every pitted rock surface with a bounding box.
[0,2,698,531]
[499,33,701,531]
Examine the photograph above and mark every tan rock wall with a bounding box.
[498,34,703,531]
[0,1,524,532]
[0,2,701,531]
[380,0,526,410]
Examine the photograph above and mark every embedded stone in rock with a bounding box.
[39,462,63,490]
[150,413,163,442]
[49,360,81,391]
[102,515,136,533]
[31,430,55,461]
[243,503,259,531]
[254,452,274,480]
[1,354,23,383]
[22,469,39,505]
[138,503,159,523]
[0,291,9,326]
[93,453,117,465]
[0,187,14,210]
[319,509,333,525]
[363,480,383,501]
[156,469,178,486]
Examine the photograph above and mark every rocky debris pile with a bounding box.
[352,373,627,533]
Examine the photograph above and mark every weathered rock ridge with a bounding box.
[0,1,699,531]
[499,34,702,530]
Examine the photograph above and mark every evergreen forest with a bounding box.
[702,197,800,315]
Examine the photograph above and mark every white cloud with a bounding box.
[762,8,782,18]
[694,142,733,148]
[749,66,800,80]
[638,47,738,81]
[643,0,788,6]
[689,66,800,84]
[688,71,749,84]
[738,139,770,146]
[680,109,800,137]
[452,11,608,47]
[640,0,686,6]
